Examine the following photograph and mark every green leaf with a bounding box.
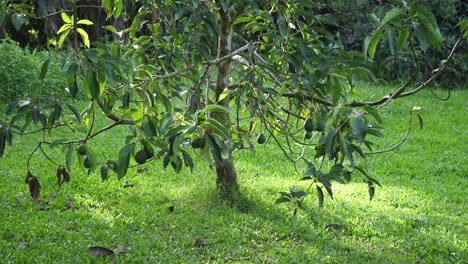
[181,150,194,172]
[325,129,337,160]
[58,30,70,48]
[416,113,424,130]
[158,113,173,134]
[11,13,26,31]
[363,106,383,124]
[368,180,375,201]
[61,12,71,23]
[66,145,74,171]
[319,178,333,199]
[54,102,62,122]
[85,70,101,99]
[207,134,222,166]
[316,185,324,209]
[275,196,291,204]
[457,20,468,39]
[103,25,118,33]
[233,16,253,25]
[0,129,5,158]
[57,24,72,34]
[76,28,91,48]
[39,59,51,80]
[397,29,410,51]
[367,30,382,59]
[100,165,109,181]
[414,9,442,49]
[202,105,231,115]
[277,15,287,39]
[351,117,367,144]
[77,19,93,25]
[66,104,81,123]
[48,139,67,150]
[66,63,78,97]
[380,8,404,28]
[117,143,135,179]
[201,119,230,140]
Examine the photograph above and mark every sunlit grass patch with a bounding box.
[0,85,466,263]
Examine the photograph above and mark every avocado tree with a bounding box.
[0,0,466,207]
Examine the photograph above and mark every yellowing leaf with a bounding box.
[58,30,70,48]
[76,28,91,48]
[57,24,72,34]
[77,19,94,25]
[61,12,71,23]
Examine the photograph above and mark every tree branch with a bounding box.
[281,36,463,108]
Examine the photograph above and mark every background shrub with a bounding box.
[0,39,67,106]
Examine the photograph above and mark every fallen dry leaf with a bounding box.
[194,237,205,248]
[66,198,75,211]
[325,224,344,232]
[160,225,169,231]
[112,243,125,254]
[88,246,115,259]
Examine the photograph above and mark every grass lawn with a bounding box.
[0,84,466,263]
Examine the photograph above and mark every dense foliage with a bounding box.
[0,39,67,104]
[1,0,466,86]
[0,0,466,208]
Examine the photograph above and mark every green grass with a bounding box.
[0,85,466,263]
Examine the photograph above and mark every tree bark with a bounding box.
[213,9,240,204]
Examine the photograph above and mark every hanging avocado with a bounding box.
[78,144,87,156]
[316,120,326,132]
[134,150,147,164]
[84,157,93,168]
[257,133,266,144]
[304,118,314,133]
[191,137,206,149]
[304,131,313,140]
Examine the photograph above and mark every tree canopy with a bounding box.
[0,0,466,208]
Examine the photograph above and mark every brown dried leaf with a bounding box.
[112,243,125,254]
[28,176,41,201]
[57,167,71,189]
[88,246,114,257]
[56,168,62,189]
[194,237,205,248]
[160,225,169,231]
[66,198,75,211]
[25,170,32,184]
[325,224,344,232]
[63,168,70,183]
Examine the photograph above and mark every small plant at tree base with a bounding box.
[0,1,466,211]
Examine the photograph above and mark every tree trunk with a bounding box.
[213,9,240,204]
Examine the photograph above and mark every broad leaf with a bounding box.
[61,12,71,23]
[117,143,135,179]
[39,59,51,80]
[366,30,382,59]
[77,19,94,25]
[316,185,324,209]
[380,8,404,28]
[77,28,91,48]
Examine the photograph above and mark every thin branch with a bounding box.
[280,36,463,108]
[150,43,253,80]
[364,111,414,155]
[29,5,102,20]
